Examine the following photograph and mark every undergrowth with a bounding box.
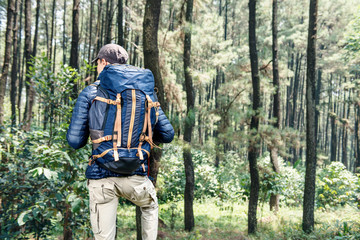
[115,199,360,240]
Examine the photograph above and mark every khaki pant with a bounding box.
[88,175,158,240]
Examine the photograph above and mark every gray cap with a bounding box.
[92,44,129,64]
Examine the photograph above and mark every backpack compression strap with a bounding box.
[113,93,122,161]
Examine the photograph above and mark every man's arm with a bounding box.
[66,84,98,149]
[152,107,175,143]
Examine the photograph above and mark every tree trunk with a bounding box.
[63,203,73,240]
[214,69,221,167]
[123,0,129,50]
[224,0,228,40]
[183,0,195,231]
[22,0,34,131]
[302,0,318,233]
[87,0,94,65]
[0,0,15,128]
[143,0,167,113]
[10,0,20,128]
[342,91,351,169]
[62,0,67,64]
[136,206,142,240]
[117,0,124,46]
[248,0,260,234]
[105,0,114,44]
[132,35,139,66]
[33,0,40,57]
[355,105,360,172]
[269,0,280,213]
[70,0,80,99]
[315,69,322,145]
[49,0,56,61]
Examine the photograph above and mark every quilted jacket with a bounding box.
[67,71,174,179]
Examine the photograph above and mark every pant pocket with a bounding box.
[90,201,100,234]
[131,179,157,207]
[89,179,116,204]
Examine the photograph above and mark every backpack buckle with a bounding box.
[88,156,95,166]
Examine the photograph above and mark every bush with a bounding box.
[316,162,360,209]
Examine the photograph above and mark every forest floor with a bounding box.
[115,199,360,240]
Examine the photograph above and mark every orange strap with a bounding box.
[91,135,112,143]
[113,93,122,161]
[146,96,153,144]
[137,104,149,160]
[89,147,150,165]
[93,96,118,105]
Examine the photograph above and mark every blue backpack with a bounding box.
[88,64,160,175]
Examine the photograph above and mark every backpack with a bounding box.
[88,64,160,175]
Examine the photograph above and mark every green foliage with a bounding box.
[316,162,360,210]
[157,142,247,203]
[0,57,94,239]
[344,9,360,55]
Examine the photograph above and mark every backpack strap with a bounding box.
[91,135,112,143]
[92,96,118,105]
[113,93,122,161]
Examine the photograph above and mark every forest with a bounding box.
[0,0,360,239]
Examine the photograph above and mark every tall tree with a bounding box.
[137,0,166,238]
[105,0,114,43]
[88,0,94,64]
[183,0,195,231]
[17,0,24,123]
[269,0,281,212]
[0,0,15,129]
[70,0,80,98]
[117,0,124,46]
[62,0,66,64]
[302,0,318,233]
[143,0,167,113]
[49,0,56,61]
[33,0,40,57]
[10,0,20,128]
[248,0,261,234]
[22,0,34,131]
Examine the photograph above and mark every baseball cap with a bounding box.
[92,44,129,64]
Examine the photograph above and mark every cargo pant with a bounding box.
[87,175,158,240]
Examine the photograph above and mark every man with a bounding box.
[67,44,174,240]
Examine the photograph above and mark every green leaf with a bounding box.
[17,210,31,226]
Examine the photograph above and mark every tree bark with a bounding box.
[22,0,34,131]
[0,0,15,128]
[183,0,195,231]
[143,0,167,113]
[105,0,114,44]
[33,0,40,57]
[355,105,360,172]
[117,0,124,46]
[302,0,318,233]
[62,0,67,64]
[248,0,260,234]
[88,0,94,64]
[269,0,281,213]
[10,0,19,128]
[70,0,80,98]
[49,0,56,61]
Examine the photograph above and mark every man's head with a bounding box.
[92,44,129,74]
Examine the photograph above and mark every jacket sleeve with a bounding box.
[66,85,97,149]
[152,107,175,143]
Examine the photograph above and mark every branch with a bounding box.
[259,60,273,71]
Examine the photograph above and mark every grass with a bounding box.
[115,199,360,240]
